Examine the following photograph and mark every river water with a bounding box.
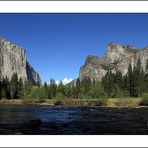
[0,105,148,134]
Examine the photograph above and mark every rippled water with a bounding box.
[0,105,148,134]
[0,105,81,124]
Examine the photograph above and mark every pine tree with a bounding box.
[10,73,19,99]
[0,76,2,99]
[115,71,123,89]
[144,59,148,92]
[18,78,24,99]
[1,76,10,99]
[23,80,33,99]
[56,81,65,99]
[49,79,57,99]
[102,71,115,98]
[75,78,81,99]
[133,58,145,97]
[127,63,134,97]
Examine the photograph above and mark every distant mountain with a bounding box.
[0,38,41,84]
[79,42,148,81]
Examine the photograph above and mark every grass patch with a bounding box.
[0,98,143,107]
[22,98,46,104]
[107,98,142,107]
[140,93,148,106]
[53,98,107,107]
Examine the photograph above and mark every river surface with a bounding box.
[0,105,148,135]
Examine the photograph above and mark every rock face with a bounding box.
[26,61,41,84]
[80,42,148,81]
[0,38,41,84]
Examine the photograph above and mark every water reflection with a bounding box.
[0,105,81,124]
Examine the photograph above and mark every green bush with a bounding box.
[54,100,62,106]
[96,98,107,106]
[141,93,148,106]
[115,98,141,107]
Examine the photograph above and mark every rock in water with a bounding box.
[80,42,148,81]
[0,38,41,84]
[28,119,42,128]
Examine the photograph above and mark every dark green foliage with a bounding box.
[133,58,145,97]
[102,71,115,98]
[141,93,148,105]
[10,73,19,99]
[127,63,135,97]
[0,58,147,101]
[88,82,106,99]
[23,80,33,99]
[2,76,10,99]
[49,79,57,99]
[18,78,24,99]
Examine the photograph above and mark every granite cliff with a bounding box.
[80,43,148,81]
[0,38,41,84]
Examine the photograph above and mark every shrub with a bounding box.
[96,98,108,106]
[115,98,141,107]
[107,98,117,107]
[54,100,62,106]
[141,93,148,106]
[107,98,141,107]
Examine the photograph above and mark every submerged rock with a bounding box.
[28,119,42,128]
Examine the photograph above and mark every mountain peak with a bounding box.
[79,42,148,81]
[0,38,41,84]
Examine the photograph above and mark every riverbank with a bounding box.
[0,97,145,107]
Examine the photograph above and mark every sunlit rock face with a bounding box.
[0,38,41,84]
[79,42,148,81]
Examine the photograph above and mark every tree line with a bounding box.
[0,58,148,100]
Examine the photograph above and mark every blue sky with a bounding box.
[1,13,148,83]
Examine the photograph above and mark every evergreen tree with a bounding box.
[38,86,48,100]
[115,71,123,89]
[75,78,81,99]
[1,76,10,99]
[10,73,18,99]
[64,85,72,98]
[102,71,115,98]
[49,79,57,99]
[89,82,106,99]
[18,78,24,99]
[56,81,65,99]
[127,63,134,97]
[144,59,148,92]
[44,82,50,99]
[23,80,33,99]
[133,58,145,97]
[81,77,91,95]
[0,77,2,99]
[113,83,123,98]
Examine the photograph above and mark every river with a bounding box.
[0,105,147,134]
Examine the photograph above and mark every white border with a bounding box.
[0,1,148,147]
[0,1,148,13]
[0,135,148,147]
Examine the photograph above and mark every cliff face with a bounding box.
[26,61,41,84]
[80,43,148,81]
[0,38,41,84]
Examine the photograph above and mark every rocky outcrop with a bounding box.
[26,61,41,84]
[79,42,148,81]
[0,38,41,84]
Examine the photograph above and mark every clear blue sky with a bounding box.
[1,13,148,83]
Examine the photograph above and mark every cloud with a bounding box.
[55,80,60,85]
[54,78,73,85]
[62,78,73,85]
